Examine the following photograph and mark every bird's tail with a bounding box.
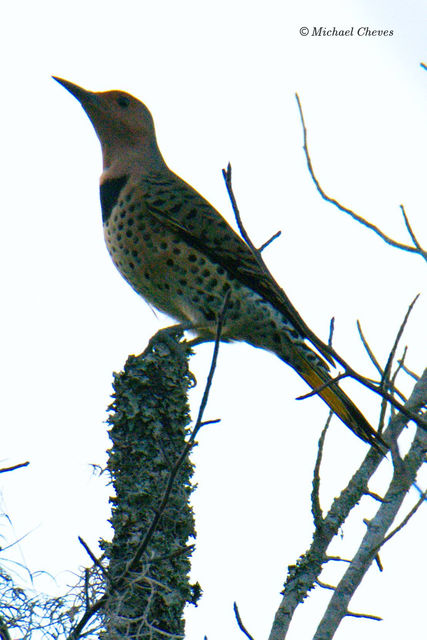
[291,351,387,452]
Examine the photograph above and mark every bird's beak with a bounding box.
[52,76,98,108]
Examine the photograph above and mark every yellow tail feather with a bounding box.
[293,354,386,452]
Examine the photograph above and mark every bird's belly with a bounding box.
[103,205,236,329]
[103,202,309,359]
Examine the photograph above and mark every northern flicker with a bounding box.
[53,76,385,451]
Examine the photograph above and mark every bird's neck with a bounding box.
[100,139,168,181]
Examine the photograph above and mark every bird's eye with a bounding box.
[117,96,130,108]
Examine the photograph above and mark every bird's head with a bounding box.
[53,77,166,177]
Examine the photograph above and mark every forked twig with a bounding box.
[223,163,426,432]
[295,93,427,262]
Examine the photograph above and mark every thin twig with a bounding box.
[390,349,409,403]
[315,579,335,591]
[295,93,427,260]
[346,611,382,621]
[223,165,269,274]
[372,488,427,553]
[327,355,426,431]
[400,205,427,264]
[311,413,332,528]
[84,569,90,611]
[325,556,352,563]
[67,596,107,640]
[233,602,256,640]
[296,373,348,401]
[223,162,425,430]
[383,295,419,380]
[78,537,108,580]
[378,295,420,433]
[328,317,335,347]
[0,461,29,474]
[258,230,282,252]
[356,320,383,377]
[401,362,420,381]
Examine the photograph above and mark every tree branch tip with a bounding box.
[296,372,347,400]
[233,602,255,640]
[0,461,30,474]
[326,556,351,563]
[199,418,221,427]
[346,611,383,621]
[222,163,232,181]
[375,554,384,572]
[315,579,336,591]
[258,230,282,253]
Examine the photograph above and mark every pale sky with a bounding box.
[1,1,426,639]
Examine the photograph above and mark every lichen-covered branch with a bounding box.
[99,328,199,640]
[268,369,427,640]
[313,370,427,639]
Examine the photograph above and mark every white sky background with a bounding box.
[1,1,426,638]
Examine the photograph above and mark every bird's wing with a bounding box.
[138,172,335,366]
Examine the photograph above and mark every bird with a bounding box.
[53,76,386,451]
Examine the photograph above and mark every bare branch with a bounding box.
[325,556,351,564]
[315,579,335,591]
[223,162,425,431]
[383,295,419,382]
[233,602,256,640]
[223,164,270,276]
[67,595,107,640]
[328,317,335,347]
[346,611,382,622]
[313,371,427,639]
[311,414,332,528]
[268,370,427,640]
[373,487,427,552]
[0,461,29,474]
[258,230,282,252]
[399,361,420,381]
[78,537,108,580]
[0,617,12,640]
[400,205,427,264]
[296,373,348,401]
[356,320,383,376]
[295,93,427,261]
